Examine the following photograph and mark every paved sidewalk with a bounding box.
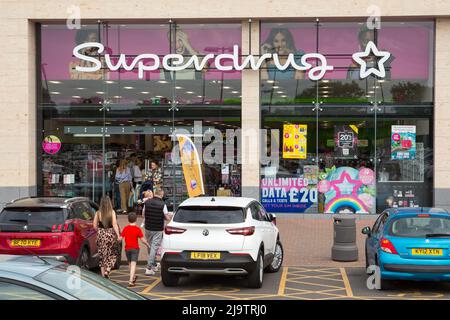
[117,214,376,267]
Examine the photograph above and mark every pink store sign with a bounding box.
[42,135,62,155]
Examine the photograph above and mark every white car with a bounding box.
[160,197,283,288]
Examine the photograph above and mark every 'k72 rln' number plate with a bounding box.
[411,248,443,256]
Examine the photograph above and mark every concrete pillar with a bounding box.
[434,18,450,211]
[241,19,261,199]
[0,20,36,209]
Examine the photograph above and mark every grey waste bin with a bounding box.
[331,214,358,262]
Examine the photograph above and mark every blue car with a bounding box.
[362,207,450,289]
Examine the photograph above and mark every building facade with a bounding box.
[1,0,450,214]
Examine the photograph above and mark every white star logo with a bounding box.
[352,41,391,79]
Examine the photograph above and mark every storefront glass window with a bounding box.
[260,20,434,214]
[38,22,242,209]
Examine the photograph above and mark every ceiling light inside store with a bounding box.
[49,81,61,84]
[276,91,284,94]
[76,88,86,90]
[114,95,122,98]
[368,91,374,94]
[124,87,134,89]
[186,91,194,94]
[156,95,163,98]
[105,81,115,84]
[197,95,203,98]
[141,91,150,94]
[281,95,287,98]
[378,80,385,83]
[175,86,183,89]
[266,80,275,84]
[50,92,60,94]
[96,91,105,94]
[232,91,239,94]
[223,86,231,89]
[321,91,329,94]
[72,96,81,98]
[321,80,330,83]
[158,80,168,84]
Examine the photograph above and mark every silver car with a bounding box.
[0,255,146,300]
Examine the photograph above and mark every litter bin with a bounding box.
[331,214,358,261]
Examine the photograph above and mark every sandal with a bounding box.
[128,276,137,287]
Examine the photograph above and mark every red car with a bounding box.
[0,197,106,269]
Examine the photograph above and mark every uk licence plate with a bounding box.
[190,252,221,260]
[411,248,443,256]
[10,239,41,247]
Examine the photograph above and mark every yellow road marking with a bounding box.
[340,268,354,298]
[140,278,161,294]
[278,266,288,296]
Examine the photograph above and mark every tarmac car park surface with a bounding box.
[109,265,450,300]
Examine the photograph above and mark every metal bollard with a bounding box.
[331,214,358,261]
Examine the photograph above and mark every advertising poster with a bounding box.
[391,125,416,160]
[176,134,205,198]
[334,125,358,158]
[318,166,376,214]
[42,135,62,155]
[261,177,317,213]
[282,124,307,159]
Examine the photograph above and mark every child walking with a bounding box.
[119,212,150,287]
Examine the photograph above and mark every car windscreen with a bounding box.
[173,206,245,224]
[34,265,146,300]
[389,216,450,238]
[0,208,66,232]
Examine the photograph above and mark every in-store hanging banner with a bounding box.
[282,124,307,159]
[391,125,416,160]
[176,134,205,198]
[42,135,62,155]
[334,125,358,158]
[260,177,317,213]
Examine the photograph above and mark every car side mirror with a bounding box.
[361,226,371,236]
[268,213,277,224]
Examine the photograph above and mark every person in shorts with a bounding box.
[119,212,150,287]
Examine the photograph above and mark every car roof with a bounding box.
[178,196,256,208]
[388,207,449,216]
[4,197,90,209]
[0,255,61,278]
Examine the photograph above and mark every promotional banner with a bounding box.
[391,125,416,160]
[334,125,358,158]
[42,135,62,155]
[261,177,317,213]
[282,124,307,159]
[176,134,205,198]
[318,166,376,214]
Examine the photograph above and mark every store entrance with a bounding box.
[317,106,376,214]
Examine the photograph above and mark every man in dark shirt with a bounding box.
[143,188,169,275]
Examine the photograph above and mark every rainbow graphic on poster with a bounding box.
[325,195,368,214]
[318,166,376,214]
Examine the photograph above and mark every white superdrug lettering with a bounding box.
[73,42,335,80]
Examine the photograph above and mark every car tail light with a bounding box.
[52,223,75,233]
[164,226,186,235]
[63,223,75,232]
[380,238,398,254]
[226,226,255,236]
[417,214,430,218]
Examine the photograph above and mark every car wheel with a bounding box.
[77,247,90,270]
[375,256,390,290]
[161,265,179,287]
[265,240,283,273]
[247,250,264,288]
